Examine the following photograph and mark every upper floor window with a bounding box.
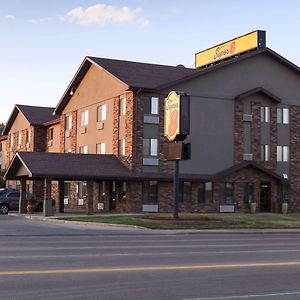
[277,108,289,124]
[26,129,31,143]
[119,97,126,116]
[0,143,2,152]
[198,182,213,204]
[96,142,106,154]
[48,128,54,141]
[261,144,270,161]
[10,136,14,148]
[97,104,107,122]
[143,138,158,157]
[81,110,89,126]
[144,96,159,115]
[65,115,72,130]
[277,145,289,162]
[119,139,125,156]
[18,132,22,146]
[79,145,88,154]
[261,106,270,123]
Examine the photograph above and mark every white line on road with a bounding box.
[182,291,300,299]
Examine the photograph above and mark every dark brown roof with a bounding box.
[235,87,281,103]
[88,57,196,90]
[3,105,57,135]
[213,161,287,183]
[54,57,196,114]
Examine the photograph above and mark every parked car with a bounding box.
[0,189,43,214]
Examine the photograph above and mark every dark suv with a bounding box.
[0,189,43,214]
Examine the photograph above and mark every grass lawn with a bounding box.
[59,213,300,230]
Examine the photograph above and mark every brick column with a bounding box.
[43,178,53,217]
[86,181,94,215]
[58,180,64,213]
[251,102,261,162]
[19,178,27,214]
[234,99,244,164]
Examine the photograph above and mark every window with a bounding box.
[222,182,234,204]
[198,182,213,204]
[48,128,54,141]
[277,108,289,124]
[261,144,270,161]
[79,146,88,154]
[77,181,87,198]
[10,136,13,148]
[261,106,270,123]
[142,181,158,204]
[179,182,192,202]
[277,145,289,162]
[143,138,158,157]
[26,129,31,143]
[0,143,2,152]
[119,139,125,156]
[100,181,106,202]
[97,104,107,122]
[244,183,254,204]
[144,96,159,115]
[64,182,70,198]
[96,143,106,154]
[65,115,72,130]
[119,181,127,201]
[119,97,126,116]
[18,132,22,146]
[81,110,89,126]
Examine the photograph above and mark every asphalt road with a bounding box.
[1,215,300,300]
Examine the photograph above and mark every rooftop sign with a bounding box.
[195,30,266,68]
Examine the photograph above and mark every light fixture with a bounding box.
[70,87,76,96]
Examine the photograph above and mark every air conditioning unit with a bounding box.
[48,140,53,147]
[65,130,71,138]
[97,122,104,130]
[243,114,253,122]
[80,127,87,134]
[243,153,253,161]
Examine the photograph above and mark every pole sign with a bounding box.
[164,91,190,142]
[195,30,266,68]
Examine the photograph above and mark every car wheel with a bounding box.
[0,204,9,214]
[37,203,43,212]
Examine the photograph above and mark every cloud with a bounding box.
[28,17,52,24]
[61,3,149,27]
[4,15,16,21]
[137,18,150,28]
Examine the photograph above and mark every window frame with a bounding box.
[80,110,89,126]
[97,104,107,122]
[96,142,106,154]
[260,106,270,123]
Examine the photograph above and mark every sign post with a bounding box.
[164,91,190,219]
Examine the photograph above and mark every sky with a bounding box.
[1,0,300,123]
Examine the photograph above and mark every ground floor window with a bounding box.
[99,181,106,202]
[77,181,87,198]
[179,181,192,203]
[221,182,234,204]
[142,181,158,204]
[64,182,70,198]
[244,183,254,204]
[198,182,213,204]
[119,181,127,201]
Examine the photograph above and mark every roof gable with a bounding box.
[3,105,57,135]
[235,87,281,103]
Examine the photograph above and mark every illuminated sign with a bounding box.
[164,91,190,142]
[195,30,266,68]
[164,91,180,141]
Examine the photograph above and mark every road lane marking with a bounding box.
[1,261,300,276]
[182,291,300,299]
[1,248,300,260]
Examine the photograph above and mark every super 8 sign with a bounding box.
[164,91,180,141]
[164,91,190,142]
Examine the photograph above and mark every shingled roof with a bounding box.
[54,57,196,114]
[3,104,59,135]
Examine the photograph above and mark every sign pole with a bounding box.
[173,159,179,219]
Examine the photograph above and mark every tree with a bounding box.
[0,169,5,188]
